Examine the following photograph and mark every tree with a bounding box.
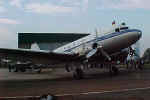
[142,48,150,63]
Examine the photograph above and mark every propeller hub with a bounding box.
[92,43,98,49]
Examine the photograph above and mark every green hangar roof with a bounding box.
[18,33,89,44]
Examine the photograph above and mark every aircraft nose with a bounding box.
[137,30,142,39]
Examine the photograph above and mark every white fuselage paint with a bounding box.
[53,28,141,55]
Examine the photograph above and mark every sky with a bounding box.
[0,0,149,56]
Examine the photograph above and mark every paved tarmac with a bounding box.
[0,66,150,100]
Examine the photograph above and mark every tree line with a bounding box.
[142,48,150,63]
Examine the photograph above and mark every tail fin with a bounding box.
[31,42,40,50]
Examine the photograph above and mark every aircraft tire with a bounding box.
[20,68,26,72]
[37,69,42,73]
[73,68,84,80]
[112,66,119,75]
[138,65,143,70]
[65,64,70,72]
[13,67,18,72]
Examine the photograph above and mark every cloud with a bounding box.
[97,0,150,10]
[9,0,22,8]
[0,26,17,48]
[61,0,89,12]
[7,0,89,14]
[0,6,6,13]
[0,18,20,24]
[61,0,81,6]
[0,0,6,13]
[82,0,88,12]
[25,3,77,14]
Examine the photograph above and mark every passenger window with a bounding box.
[115,28,120,32]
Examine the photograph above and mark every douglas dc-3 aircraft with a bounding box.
[0,22,142,79]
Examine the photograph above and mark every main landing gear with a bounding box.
[73,67,84,80]
[65,64,84,80]
[72,64,119,79]
[109,65,119,76]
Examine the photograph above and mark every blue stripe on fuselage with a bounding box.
[64,29,141,52]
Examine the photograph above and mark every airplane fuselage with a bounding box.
[54,29,142,57]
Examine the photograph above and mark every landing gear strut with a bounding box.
[73,68,84,80]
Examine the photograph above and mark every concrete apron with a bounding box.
[1,87,150,100]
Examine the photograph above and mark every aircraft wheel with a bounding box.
[20,68,26,72]
[73,68,84,80]
[13,67,18,72]
[37,69,42,73]
[65,64,70,72]
[112,66,119,75]
[138,64,143,70]
[109,66,119,76]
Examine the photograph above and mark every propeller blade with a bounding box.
[129,47,135,56]
[86,49,97,59]
[100,48,111,61]
[128,46,140,59]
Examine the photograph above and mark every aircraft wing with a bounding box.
[0,48,82,64]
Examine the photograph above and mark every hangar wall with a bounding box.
[18,33,89,51]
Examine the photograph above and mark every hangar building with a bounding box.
[18,33,89,51]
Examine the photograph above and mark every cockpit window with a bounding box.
[120,27,128,30]
[115,28,120,32]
